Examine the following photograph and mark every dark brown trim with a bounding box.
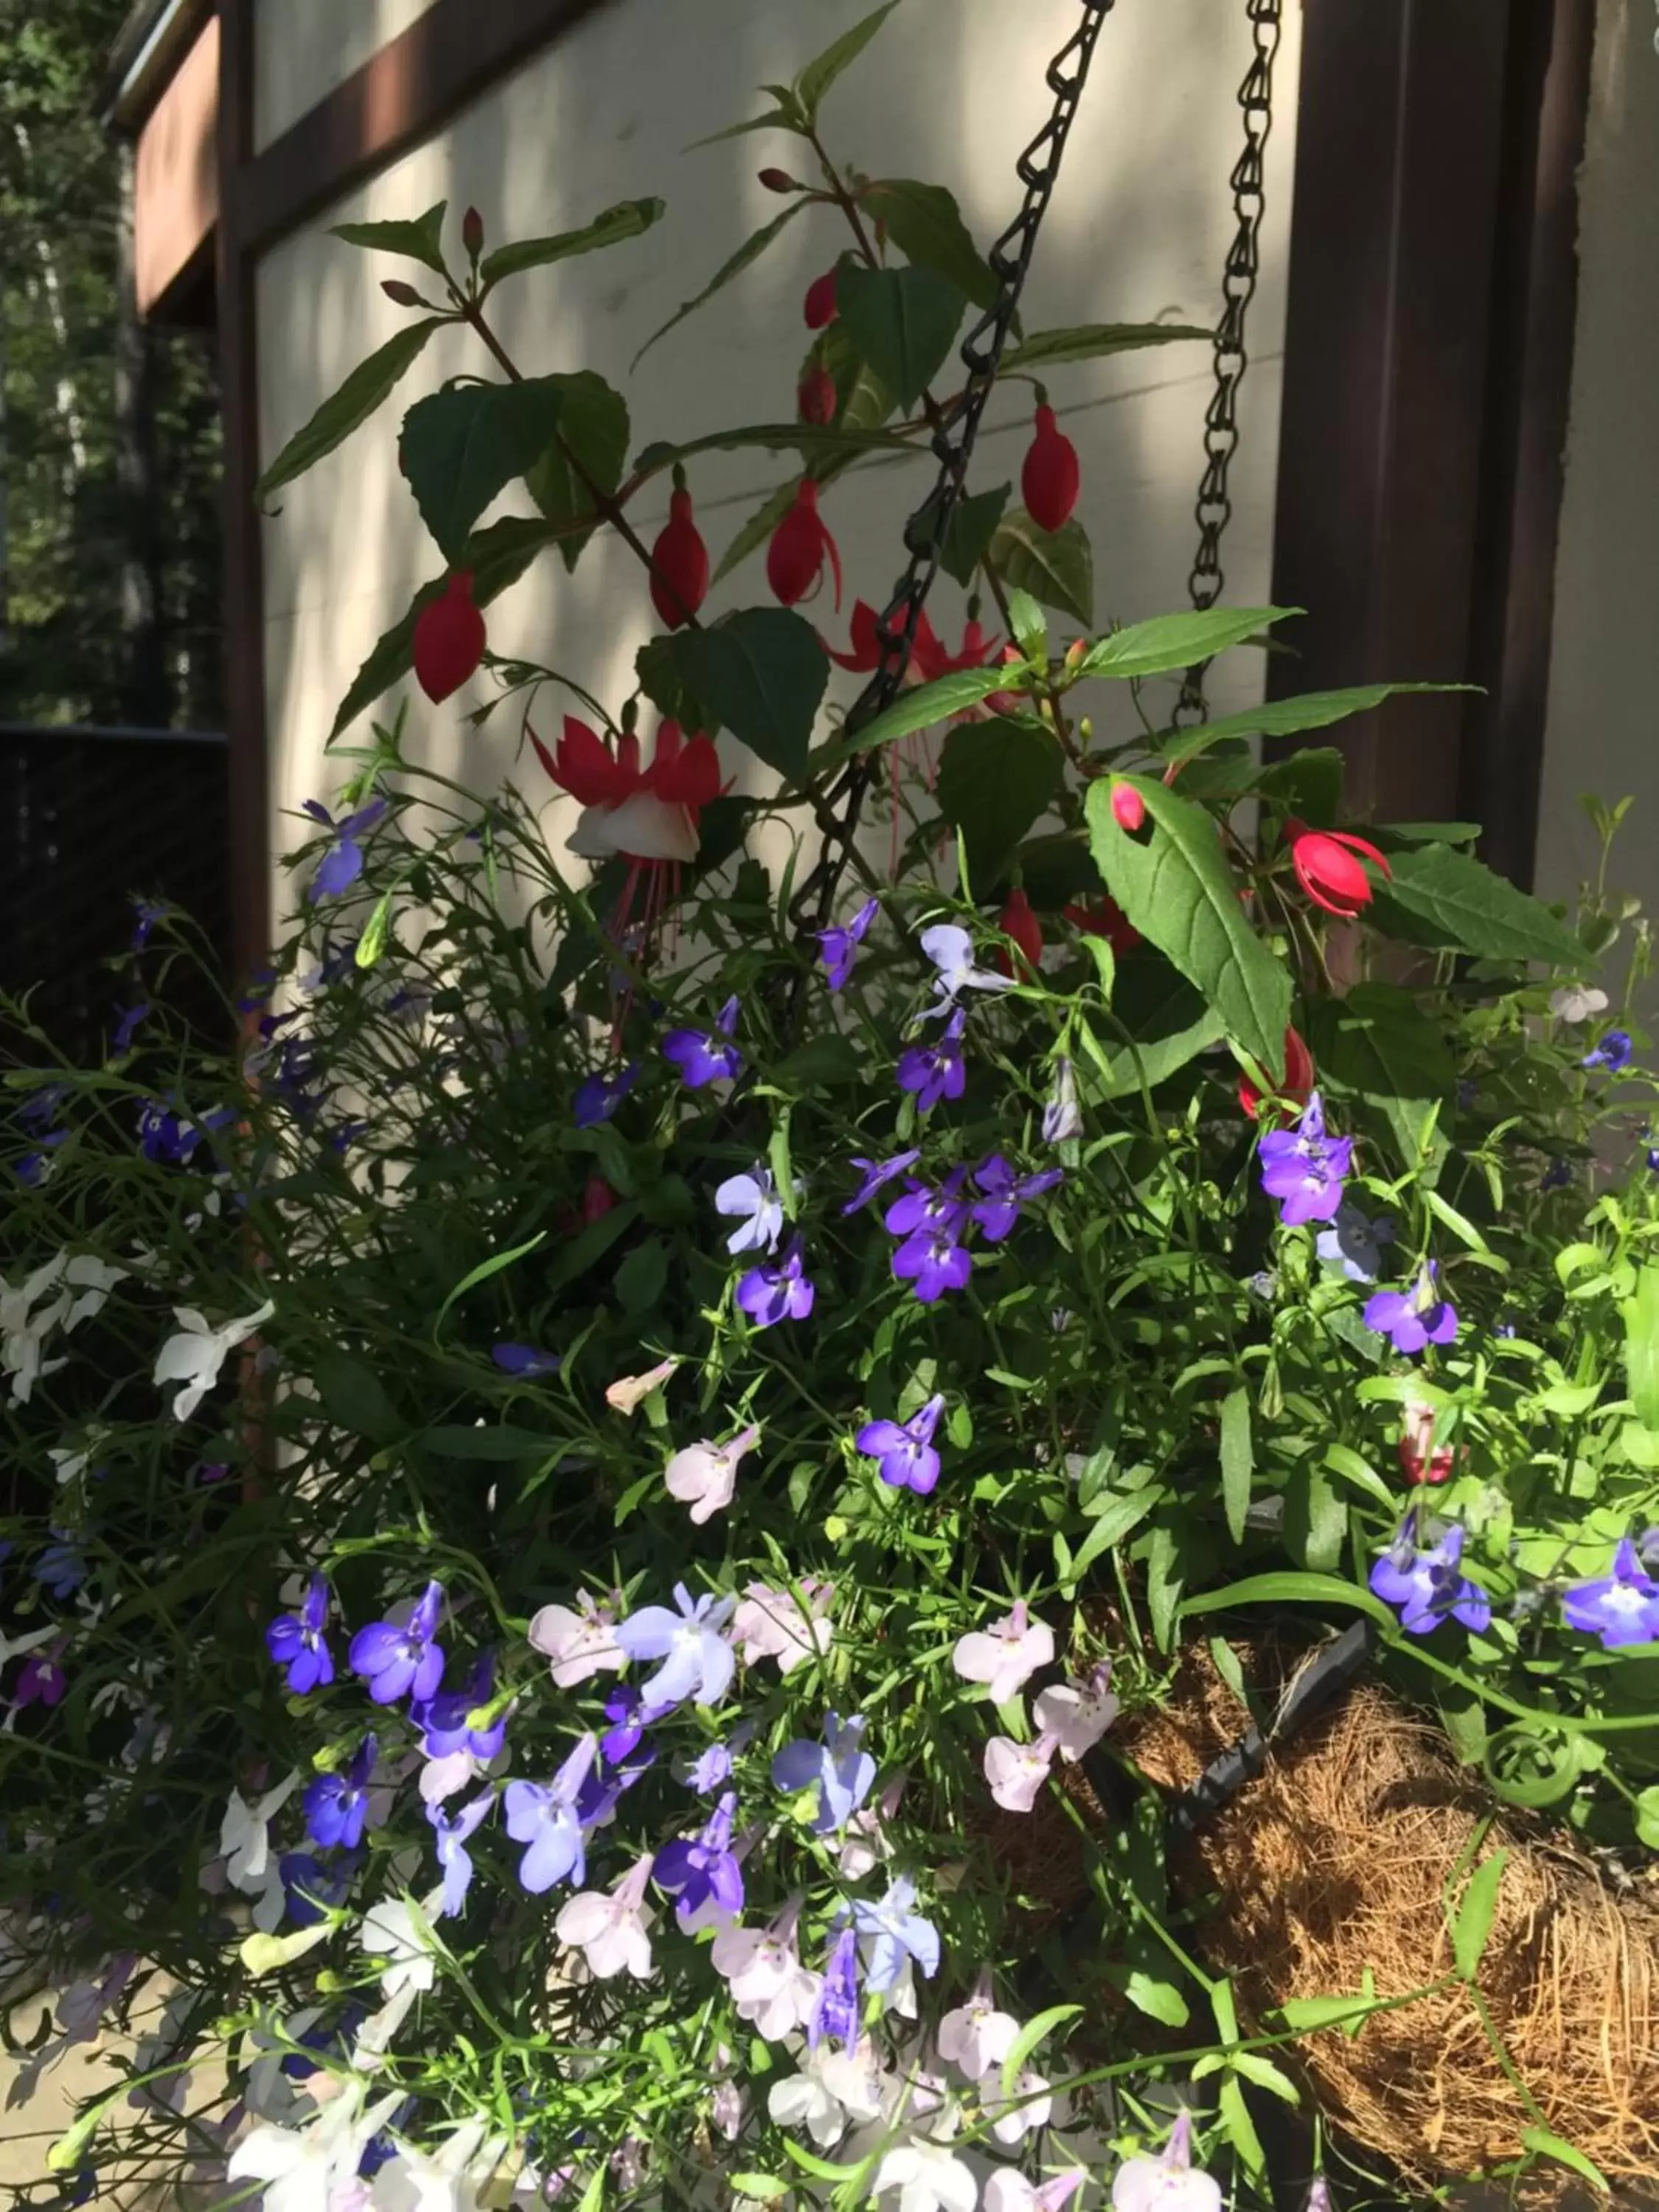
[237,0,605,257]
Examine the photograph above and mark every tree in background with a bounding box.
[0,0,222,731]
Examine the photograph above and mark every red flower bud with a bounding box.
[803,266,839,330]
[1021,403,1080,532]
[411,570,486,703]
[1065,897,1141,957]
[582,1174,618,1224]
[1238,1025,1315,1119]
[649,486,709,630]
[462,205,484,258]
[382,278,422,307]
[798,365,838,425]
[997,886,1043,977]
[1284,816,1391,918]
[766,479,843,609]
[759,168,801,194]
[1110,781,1146,833]
[1399,1401,1455,1486]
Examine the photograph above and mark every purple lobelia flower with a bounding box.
[599,1683,672,1768]
[278,1849,358,1928]
[808,1925,861,2052]
[883,1168,970,1242]
[303,1734,378,1849]
[573,1064,639,1128]
[302,796,389,900]
[265,1576,335,1696]
[842,1149,920,1215]
[716,1166,785,1256]
[1043,1054,1082,1144]
[1315,1201,1394,1283]
[653,1790,744,1932]
[428,1789,495,1918]
[1364,1262,1458,1355]
[970,1155,1063,1241]
[130,897,169,950]
[613,1583,737,1708]
[110,1003,149,1056]
[897,1009,967,1113]
[891,1221,973,1304]
[492,1343,561,1379]
[348,1581,446,1705]
[1562,1538,1659,1649]
[772,1714,875,1835]
[682,1741,736,1794]
[1539,1157,1573,1193]
[15,1647,67,1710]
[920,923,1012,1014]
[35,1535,86,1601]
[736,1234,815,1329]
[857,1396,946,1495]
[817,897,879,993]
[1368,1513,1490,1635]
[411,1652,507,1763]
[1258,1091,1353,1226]
[849,1873,940,1992]
[504,1735,598,1893]
[662,995,742,1089]
[1582,1029,1633,1074]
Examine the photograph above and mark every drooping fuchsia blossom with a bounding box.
[555,1853,656,1980]
[1284,817,1391,919]
[712,1898,821,2039]
[1022,401,1079,531]
[731,1579,834,1674]
[613,1583,737,1708]
[664,1424,761,1526]
[952,1600,1055,1705]
[936,1969,1020,2077]
[984,1731,1060,1813]
[1110,2111,1223,2212]
[1033,1661,1119,1759]
[527,1590,624,1687]
[538,714,721,867]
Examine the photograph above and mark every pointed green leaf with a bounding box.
[1178,1570,1395,1630]
[632,201,808,366]
[1083,977,1222,1099]
[838,262,967,411]
[257,319,445,504]
[417,1424,563,1460]
[998,2003,1081,2097]
[795,0,903,118]
[1001,320,1213,372]
[1081,606,1298,681]
[1624,1267,1659,1430]
[434,1231,547,1337]
[1220,1384,1253,1544]
[399,375,566,560]
[939,483,1010,587]
[812,316,899,436]
[1306,981,1455,1178]
[1217,2077,1266,2180]
[990,507,1093,627]
[860,178,997,310]
[1452,1849,1508,1980]
[1087,773,1289,1069]
[661,608,828,782]
[479,197,664,287]
[1520,2130,1611,2193]
[355,887,395,969]
[936,717,1065,893]
[1634,1787,1659,1848]
[1004,585,1047,660]
[1368,842,1587,966]
[1161,681,1476,771]
[686,105,803,151]
[824,665,1023,764]
[332,201,448,274]
[525,371,630,571]
[637,632,718,736]
[631,420,911,476]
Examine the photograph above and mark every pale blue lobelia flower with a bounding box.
[613,1583,737,1708]
[772,1713,876,1834]
[503,1735,598,1893]
[716,1166,785,1255]
[919,922,1012,1015]
[847,1873,939,1992]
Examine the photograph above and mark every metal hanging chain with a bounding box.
[1176,0,1281,725]
[790,0,1116,936]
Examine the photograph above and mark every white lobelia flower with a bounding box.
[1549,984,1608,1025]
[1032,1661,1120,1761]
[664,1425,760,1525]
[154,1300,275,1421]
[526,1592,624,1687]
[359,1892,442,2000]
[936,1969,1020,2078]
[983,1731,1060,1814]
[226,2084,403,2212]
[711,1901,821,2039]
[605,1357,679,1415]
[981,2063,1052,2145]
[984,2172,1087,2212]
[369,2115,498,2210]
[554,1854,655,1980]
[731,1579,835,1674]
[951,1601,1055,1705]
[1110,2112,1223,2212]
[220,1770,302,1896]
[872,2135,980,2212]
[62,1254,126,1329]
[767,2041,883,2149]
[351,1980,420,2072]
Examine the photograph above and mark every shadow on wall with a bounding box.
[255,0,1300,922]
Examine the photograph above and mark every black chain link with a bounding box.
[790,1,1116,936]
[1177,0,1281,724]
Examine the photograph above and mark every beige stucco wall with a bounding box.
[254,0,1301,934]
[254,0,442,151]
[1535,0,1659,933]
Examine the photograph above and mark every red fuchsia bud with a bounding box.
[1110,781,1146,834]
[803,266,839,330]
[758,167,801,194]
[1238,1024,1315,1119]
[462,205,485,258]
[1285,815,1392,918]
[1021,403,1080,533]
[411,570,486,703]
[382,278,422,307]
[649,486,709,630]
[798,364,838,425]
[996,886,1043,977]
[766,478,843,609]
[1399,1400,1455,1486]
[985,643,1027,717]
[582,1174,618,1224]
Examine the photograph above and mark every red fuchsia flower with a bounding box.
[803,266,839,329]
[649,485,709,630]
[997,888,1043,976]
[1237,1025,1315,1119]
[1398,1399,1455,1487]
[534,715,721,867]
[827,600,1001,686]
[767,479,842,608]
[1065,896,1141,956]
[798,365,838,425]
[412,570,486,702]
[1021,403,1079,533]
[1285,815,1391,917]
[1110,781,1146,833]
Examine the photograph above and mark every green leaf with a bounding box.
[1220,1384,1253,1544]
[1307,981,1455,1178]
[990,507,1093,627]
[355,886,395,970]
[1284,1458,1348,1573]
[1453,1850,1508,1980]
[1161,682,1474,772]
[1001,320,1213,371]
[257,319,444,504]
[1004,586,1047,660]
[838,262,967,411]
[775,1035,862,1089]
[1621,1267,1659,1429]
[636,633,717,737]
[824,664,1019,763]
[1634,1787,1659,1848]
[1083,978,1222,1099]
[813,317,898,437]
[686,106,802,152]
[525,371,630,571]
[1437,1679,1488,1767]
[936,717,1065,893]
[1278,1986,1377,2037]
[631,201,808,366]
[661,608,828,782]
[728,2180,790,2202]
[332,201,448,274]
[479,197,663,286]
[632,420,911,476]
[1217,2076,1266,2180]
[1081,605,1297,681]
[434,1231,547,1338]
[998,2003,1080,2096]
[1520,2130,1611,2193]
[616,1240,669,1315]
[1086,773,1290,1070]
[399,376,566,560]
[1230,2053,1301,2104]
[310,1352,403,1445]
[860,178,997,310]
[1103,1963,1189,2027]
[795,0,902,118]
[1369,842,1586,966]
[417,1424,563,1460]
[938,484,1011,588]
[1178,1570,1394,1630]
